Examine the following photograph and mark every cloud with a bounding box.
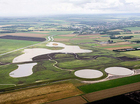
[0,0,140,17]
[77,0,140,13]
[64,0,92,5]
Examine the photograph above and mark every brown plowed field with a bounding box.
[72,37,90,40]
[48,96,87,104]
[0,82,83,104]
[78,34,100,36]
[54,38,70,41]
[82,82,140,102]
[0,35,46,41]
[105,46,133,50]
[59,34,76,37]
[102,42,131,46]
[89,37,100,39]
[1,33,48,37]
[33,31,50,33]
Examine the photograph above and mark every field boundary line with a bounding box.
[0,84,16,86]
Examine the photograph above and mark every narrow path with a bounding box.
[47,54,74,71]
[0,84,16,86]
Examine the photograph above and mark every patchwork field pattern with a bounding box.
[0,82,83,104]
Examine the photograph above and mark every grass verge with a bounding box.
[78,74,140,93]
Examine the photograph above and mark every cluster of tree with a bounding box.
[1,25,31,29]
[132,40,140,43]
[113,48,140,52]
[79,31,93,35]
[42,24,58,26]
[60,27,80,31]
[100,31,120,35]
[73,31,79,34]
[123,29,131,32]
[123,36,134,39]
[0,30,33,33]
[108,40,113,43]
[0,30,16,33]
[110,36,134,39]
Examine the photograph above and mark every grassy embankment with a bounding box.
[78,74,140,93]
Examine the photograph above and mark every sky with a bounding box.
[0,0,140,17]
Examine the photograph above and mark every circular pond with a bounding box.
[74,69,103,79]
[105,67,134,76]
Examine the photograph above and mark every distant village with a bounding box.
[69,20,140,35]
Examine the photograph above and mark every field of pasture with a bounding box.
[0,39,39,54]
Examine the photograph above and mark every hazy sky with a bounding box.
[0,0,140,17]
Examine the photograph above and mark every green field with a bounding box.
[124,27,140,31]
[70,39,95,44]
[0,50,23,63]
[0,39,39,54]
[47,31,73,36]
[121,60,140,69]
[57,57,119,70]
[124,50,140,57]
[54,35,73,39]
[0,60,74,89]
[78,74,140,93]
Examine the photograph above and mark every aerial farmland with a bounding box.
[0,14,140,104]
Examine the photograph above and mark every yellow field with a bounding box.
[0,82,83,104]
[124,50,140,57]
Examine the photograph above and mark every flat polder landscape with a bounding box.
[0,14,140,104]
